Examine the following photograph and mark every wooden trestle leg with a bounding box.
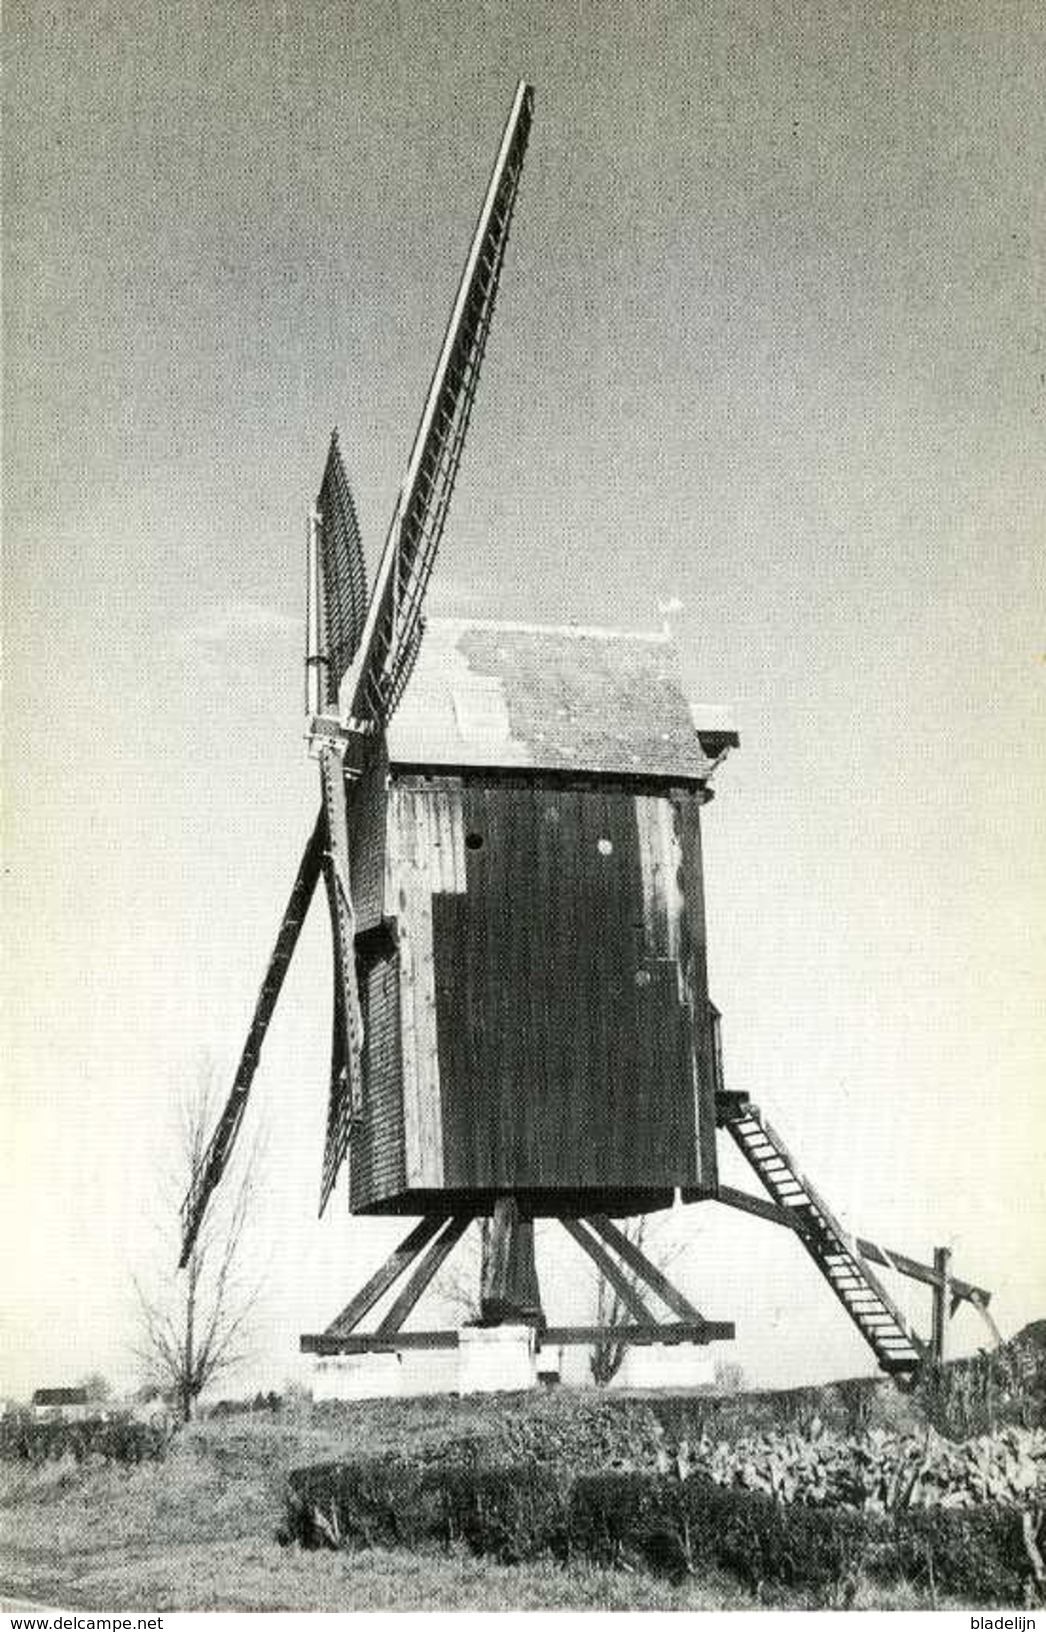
[480,1196,544,1327]
[301,1201,734,1354]
[377,1215,473,1336]
[324,1216,448,1337]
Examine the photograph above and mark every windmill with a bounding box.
[181,80,998,1374]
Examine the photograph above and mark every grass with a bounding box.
[3,1383,1033,1612]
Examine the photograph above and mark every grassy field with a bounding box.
[0,1402,979,1612]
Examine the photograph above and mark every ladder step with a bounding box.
[728,1102,925,1371]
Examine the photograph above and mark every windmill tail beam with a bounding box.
[712,1184,991,1309]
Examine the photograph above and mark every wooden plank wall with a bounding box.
[345,746,389,932]
[348,948,406,1209]
[381,783,467,1191]
[383,777,715,1196]
[672,790,718,1188]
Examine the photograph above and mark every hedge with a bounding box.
[284,1457,1037,1603]
[0,1417,167,1465]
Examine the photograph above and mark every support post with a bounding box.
[480,1197,544,1326]
[930,1245,952,1363]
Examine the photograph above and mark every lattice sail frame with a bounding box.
[344,79,534,729]
[317,745,365,1213]
[179,81,535,1260]
[313,80,534,1207]
[178,816,325,1265]
[317,432,368,704]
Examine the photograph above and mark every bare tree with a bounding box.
[77,1371,111,1404]
[588,1215,689,1385]
[133,1058,262,1423]
[589,1216,647,1385]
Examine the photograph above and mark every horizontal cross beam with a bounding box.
[301,1320,735,1355]
[543,1322,734,1347]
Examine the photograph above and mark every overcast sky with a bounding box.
[3,0,1044,1399]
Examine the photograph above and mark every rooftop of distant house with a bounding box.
[31,1386,88,1407]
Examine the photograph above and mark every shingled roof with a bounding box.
[386,618,736,780]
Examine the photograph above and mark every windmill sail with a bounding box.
[179,815,325,1265]
[317,431,368,704]
[182,83,535,1255]
[344,78,534,729]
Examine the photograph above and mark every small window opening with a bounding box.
[465,831,484,851]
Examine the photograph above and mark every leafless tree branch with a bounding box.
[131,1057,265,1421]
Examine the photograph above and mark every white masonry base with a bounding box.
[457,1324,537,1394]
[609,1342,715,1391]
[310,1328,537,1401]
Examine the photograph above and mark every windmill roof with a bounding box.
[386,618,737,780]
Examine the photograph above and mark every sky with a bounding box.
[3,0,1044,1400]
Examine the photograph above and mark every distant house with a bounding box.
[31,1386,90,1422]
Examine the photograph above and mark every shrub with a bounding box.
[283,1456,1039,1603]
[439,1464,571,1562]
[0,1416,167,1465]
[887,1504,1030,1604]
[916,1337,1046,1437]
[658,1423,1046,1512]
[570,1472,874,1594]
[288,1457,447,1551]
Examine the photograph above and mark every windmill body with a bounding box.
[182,80,997,1375]
[345,616,735,1219]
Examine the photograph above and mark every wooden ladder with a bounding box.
[723,1102,925,1373]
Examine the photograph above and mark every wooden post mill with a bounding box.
[181,80,999,1378]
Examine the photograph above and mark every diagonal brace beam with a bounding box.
[587,1214,706,1324]
[325,1216,445,1337]
[377,1214,473,1336]
[561,1218,656,1325]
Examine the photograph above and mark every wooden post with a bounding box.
[930,1245,952,1363]
[480,1197,544,1326]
